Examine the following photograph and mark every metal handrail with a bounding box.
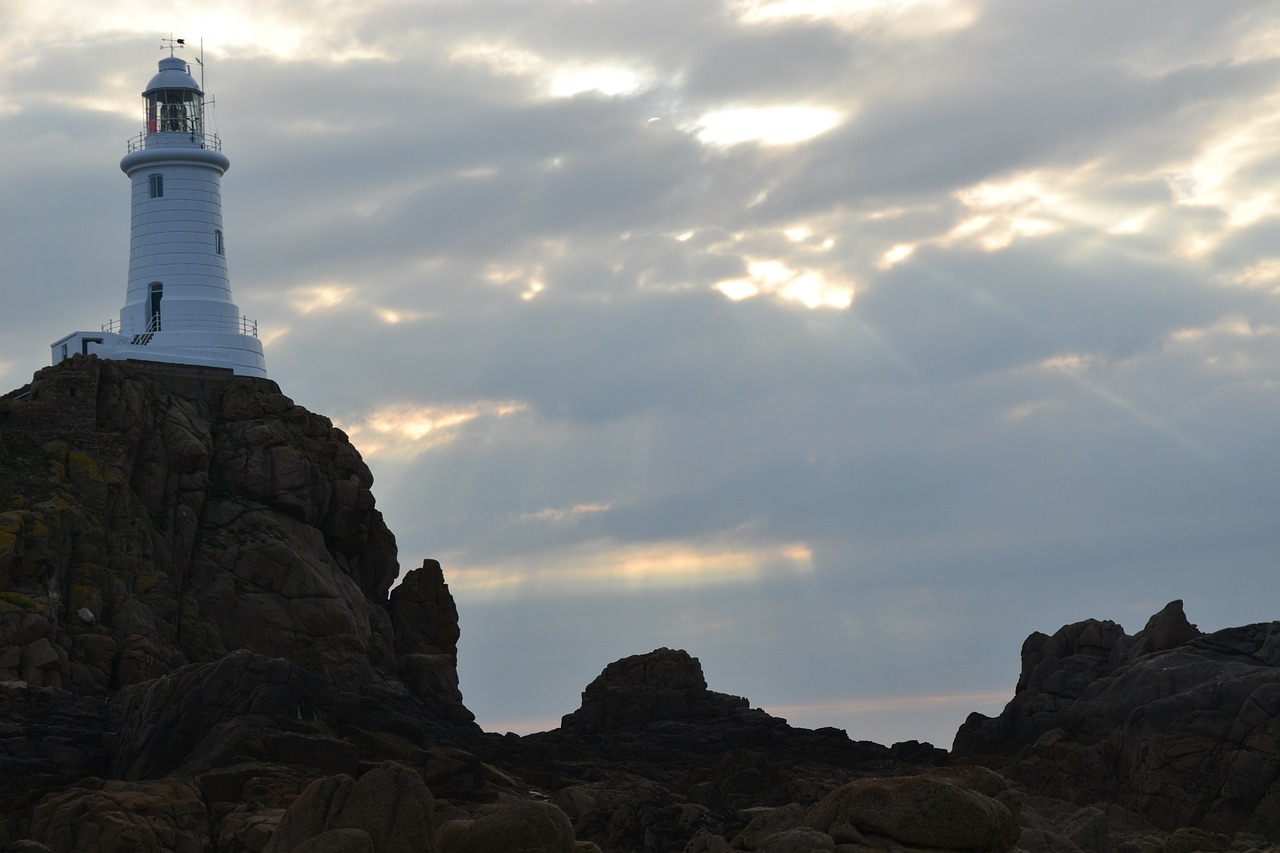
[126,131,223,153]
[101,314,258,339]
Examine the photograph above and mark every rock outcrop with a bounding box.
[479,648,954,852]
[0,357,464,696]
[954,600,1280,840]
[0,357,473,845]
[561,648,744,735]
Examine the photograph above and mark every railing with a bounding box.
[129,313,162,346]
[126,131,223,153]
[101,314,258,340]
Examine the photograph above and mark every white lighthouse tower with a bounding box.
[52,43,267,378]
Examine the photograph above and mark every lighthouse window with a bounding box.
[149,174,164,198]
[215,230,224,255]
[146,89,202,135]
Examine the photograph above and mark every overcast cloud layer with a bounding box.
[3,0,1279,746]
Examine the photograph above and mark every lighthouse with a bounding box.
[52,45,267,378]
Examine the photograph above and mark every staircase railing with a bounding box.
[130,314,162,346]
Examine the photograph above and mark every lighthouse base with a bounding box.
[51,330,268,378]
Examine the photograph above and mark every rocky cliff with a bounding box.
[0,357,473,845]
[954,600,1280,842]
[2,358,1278,853]
[0,356,466,698]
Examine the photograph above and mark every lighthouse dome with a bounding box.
[144,57,202,95]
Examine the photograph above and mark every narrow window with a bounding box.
[149,174,164,198]
[215,230,224,255]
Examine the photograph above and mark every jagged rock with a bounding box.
[954,602,1280,840]
[561,647,717,734]
[1128,599,1201,659]
[436,800,575,853]
[390,560,470,719]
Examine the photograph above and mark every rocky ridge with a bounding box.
[1,358,1278,853]
[954,600,1280,841]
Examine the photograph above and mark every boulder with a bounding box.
[730,803,806,850]
[806,774,1019,852]
[265,761,435,853]
[436,800,575,853]
[31,777,210,853]
[754,828,834,853]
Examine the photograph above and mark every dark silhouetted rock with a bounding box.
[0,358,475,842]
[1128,599,1202,659]
[561,648,718,734]
[954,601,1280,840]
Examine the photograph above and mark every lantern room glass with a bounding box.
[147,89,203,135]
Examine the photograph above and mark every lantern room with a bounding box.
[143,57,204,137]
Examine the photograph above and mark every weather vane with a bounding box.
[161,35,187,56]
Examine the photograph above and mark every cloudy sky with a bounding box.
[3,0,1280,747]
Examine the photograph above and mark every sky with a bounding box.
[2,0,1280,748]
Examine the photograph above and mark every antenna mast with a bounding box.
[192,39,214,139]
[196,38,206,94]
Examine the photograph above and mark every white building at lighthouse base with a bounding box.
[51,324,266,377]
